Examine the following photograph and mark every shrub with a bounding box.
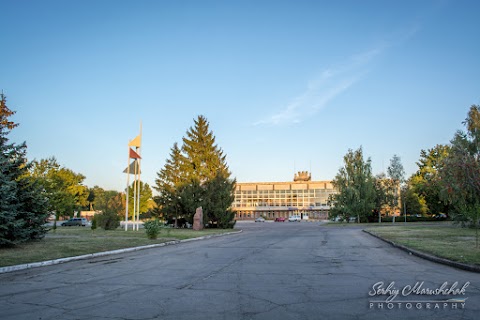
[97,211,120,230]
[91,215,97,231]
[144,219,162,239]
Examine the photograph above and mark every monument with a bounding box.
[193,207,203,230]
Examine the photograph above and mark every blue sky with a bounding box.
[2,0,479,192]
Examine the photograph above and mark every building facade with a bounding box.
[233,172,336,220]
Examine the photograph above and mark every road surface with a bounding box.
[0,221,478,319]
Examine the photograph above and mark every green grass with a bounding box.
[0,227,234,267]
[365,224,480,265]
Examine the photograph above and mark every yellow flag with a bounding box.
[128,135,141,147]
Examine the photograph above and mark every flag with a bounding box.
[128,135,141,147]
[123,159,141,174]
[129,148,141,159]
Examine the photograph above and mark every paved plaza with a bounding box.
[0,222,479,319]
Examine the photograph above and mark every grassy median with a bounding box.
[364,223,480,265]
[0,227,232,267]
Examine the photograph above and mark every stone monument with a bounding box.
[193,207,203,230]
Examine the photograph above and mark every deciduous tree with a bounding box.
[410,145,451,216]
[127,181,153,219]
[385,154,405,215]
[330,147,376,223]
[439,105,480,247]
[29,157,88,218]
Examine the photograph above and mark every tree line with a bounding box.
[1,93,235,246]
[330,104,480,232]
[0,93,156,246]
[3,88,479,245]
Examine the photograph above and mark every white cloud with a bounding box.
[254,46,384,126]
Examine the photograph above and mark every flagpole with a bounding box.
[136,121,142,231]
[133,159,138,231]
[135,157,140,231]
[135,159,140,231]
[125,129,142,231]
[125,147,130,231]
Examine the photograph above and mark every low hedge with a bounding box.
[380,216,445,223]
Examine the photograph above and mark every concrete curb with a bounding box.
[363,229,480,273]
[0,230,243,274]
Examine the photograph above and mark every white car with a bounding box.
[288,215,301,222]
[255,217,266,222]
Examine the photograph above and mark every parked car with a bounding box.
[255,217,266,222]
[288,215,301,222]
[61,218,88,227]
[274,217,286,222]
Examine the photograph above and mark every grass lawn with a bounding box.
[364,223,480,265]
[0,227,234,267]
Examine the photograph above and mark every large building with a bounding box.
[232,171,337,220]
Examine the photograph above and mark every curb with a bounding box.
[0,230,243,274]
[363,229,480,273]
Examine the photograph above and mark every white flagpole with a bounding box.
[135,159,140,231]
[136,155,141,231]
[125,149,130,231]
[133,159,138,231]
[136,122,142,231]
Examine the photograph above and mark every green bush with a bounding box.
[380,216,438,223]
[144,219,162,239]
[97,211,120,230]
[91,215,97,231]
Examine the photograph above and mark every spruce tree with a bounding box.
[181,115,230,183]
[180,115,234,225]
[155,142,184,219]
[0,93,49,246]
[155,116,235,226]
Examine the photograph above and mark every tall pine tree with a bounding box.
[181,115,230,183]
[0,93,49,246]
[155,116,235,227]
[155,142,184,219]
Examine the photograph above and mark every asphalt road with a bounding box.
[0,221,479,320]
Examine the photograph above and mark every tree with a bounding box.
[181,115,231,184]
[203,172,236,228]
[0,93,50,246]
[155,115,235,226]
[439,105,480,247]
[330,147,376,223]
[410,145,451,216]
[386,154,405,215]
[29,157,88,218]
[127,181,153,219]
[400,183,428,216]
[371,173,389,222]
[154,143,183,220]
[86,189,95,211]
[88,186,125,215]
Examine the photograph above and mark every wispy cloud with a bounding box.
[254,46,384,126]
